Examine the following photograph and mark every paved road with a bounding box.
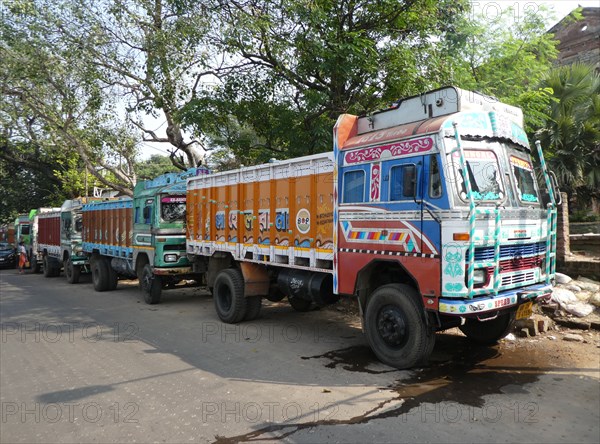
[1,269,599,443]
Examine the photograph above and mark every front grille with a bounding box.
[502,271,535,286]
[164,244,186,251]
[499,255,543,273]
[470,241,546,262]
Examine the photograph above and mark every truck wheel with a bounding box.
[213,268,246,323]
[459,313,515,345]
[141,264,162,304]
[364,284,435,369]
[106,261,118,291]
[91,256,109,291]
[266,286,285,302]
[64,258,81,284]
[288,296,312,312]
[43,256,54,278]
[31,256,41,274]
[244,296,262,321]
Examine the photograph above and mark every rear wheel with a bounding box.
[64,258,81,284]
[91,256,109,291]
[265,285,285,302]
[364,284,435,369]
[106,261,118,291]
[141,264,161,304]
[43,256,60,277]
[213,268,246,323]
[288,296,312,312]
[459,313,515,345]
[31,256,41,274]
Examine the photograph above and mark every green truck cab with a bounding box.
[82,168,206,303]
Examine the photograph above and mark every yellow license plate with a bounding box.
[516,301,533,320]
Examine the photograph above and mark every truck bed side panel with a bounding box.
[187,153,335,272]
[82,200,133,258]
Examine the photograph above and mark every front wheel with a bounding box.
[364,284,435,369]
[459,313,515,345]
[141,264,162,304]
[64,258,81,284]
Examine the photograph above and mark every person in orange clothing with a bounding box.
[18,241,27,274]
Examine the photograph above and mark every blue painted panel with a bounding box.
[82,241,134,259]
[82,198,133,212]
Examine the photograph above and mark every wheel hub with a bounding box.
[377,305,407,347]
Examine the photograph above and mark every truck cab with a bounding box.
[60,199,88,283]
[334,86,559,367]
[14,215,30,250]
[132,169,202,302]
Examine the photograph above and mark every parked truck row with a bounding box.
[2,87,560,368]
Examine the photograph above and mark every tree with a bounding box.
[181,0,471,165]
[1,0,139,196]
[535,64,600,204]
[136,154,181,180]
[443,4,559,133]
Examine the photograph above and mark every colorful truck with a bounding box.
[0,224,15,245]
[81,168,206,302]
[29,207,62,274]
[31,199,90,282]
[14,214,31,249]
[186,86,559,368]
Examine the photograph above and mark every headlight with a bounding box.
[473,269,487,285]
[164,254,178,263]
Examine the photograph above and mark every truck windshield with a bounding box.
[509,154,539,204]
[161,195,186,222]
[74,214,83,233]
[451,150,504,201]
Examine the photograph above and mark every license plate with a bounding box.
[516,301,533,320]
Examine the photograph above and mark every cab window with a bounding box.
[342,170,365,203]
[390,164,416,201]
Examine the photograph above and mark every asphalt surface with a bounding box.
[1,268,599,443]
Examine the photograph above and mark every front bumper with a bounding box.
[153,266,193,276]
[438,283,552,316]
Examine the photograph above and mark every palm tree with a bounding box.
[536,64,600,206]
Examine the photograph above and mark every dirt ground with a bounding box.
[326,296,600,372]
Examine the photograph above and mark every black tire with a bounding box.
[106,260,118,291]
[141,264,162,304]
[459,312,515,345]
[364,284,435,369]
[213,268,246,323]
[64,258,81,284]
[43,256,57,278]
[91,256,109,291]
[244,296,262,321]
[265,285,286,302]
[31,256,41,274]
[42,256,50,277]
[288,296,312,312]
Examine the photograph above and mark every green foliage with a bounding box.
[181,0,471,165]
[136,155,181,180]
[535,64,600,201]
[446,5,559,132]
